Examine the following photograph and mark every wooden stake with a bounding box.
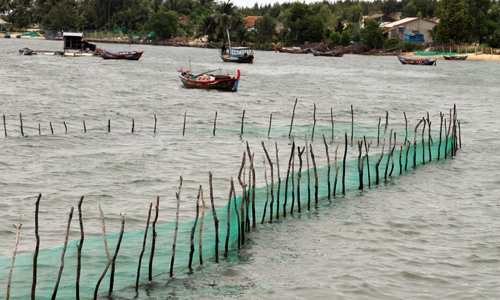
[213,111,217,136]
[426,113,432,162]
[107,119,110,133]
[323,135,331,198]
[132,118,134,133]
[333,145,339,196]
[94,205,111,300]
[404,112,408,145]
[183,112,187,136]
[19,113,24,137]
[376,112,389,185]
[261,142,274,222]
[288,98,298,139]
[413,119,423,167]
[357,140,364,190]
[350,105,354,146]
[3,114,6,137]
[384,129,393,180]
[296,146,306,211]
[331,108,334,143]
[305,135,311,208]
[189,186,202,268]
[83,120,86,133]
[422,118,426,165]
[50,121,53,134]
[170,176,183,277]
[148,197,159,281]
[209,172,219,263]
[274,142,281,220]
[283,141,295,217]
[108,212,125,294]
[76,196,84,300]
[52,207,74,300]
[38,123,40,135]
[7,215,22,300]
[311,103,316,142]
[225,180,234,257]
[246,143,255,229]
[135,203,152,292]
[31,193,42,300]
[262,156,269,224]
[240,110,245,136]
[154,114,157,134]
[310,144,319,204]
[342,133,347,195]
[363,136,372,187]
[237,152,246,240]
[199,188,206,265]
[399,145,403,175]
[405,141,411,171]
[63,121,67,133]
[377,117,381,146]
[268,113,272,138]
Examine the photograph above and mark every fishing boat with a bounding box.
[177,68,240,92]
[101,50,143,60]
[277,47,311,54]
[19,47,36,55]
[443,55,468,60]
[310,48,344,57]
[220,29,254,63]
[398,56,436,66]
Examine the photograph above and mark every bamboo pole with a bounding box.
[3,114,6,137]
[148,197,159,280]
[310,144,319,205]
[234,177,241,248]
[399,145,403,174]
[52,207,74,300]
[225,180,234,257]
[189,186,202,268]
[342,133,347,195]
[108,212,125,294]
[422,118,426,165]
[305,135,311,207]
[83,120,86,133]
[19,113,24,137]
[291,144,295,214]
[135,203,152,292]
[333,145,339,196]
[132,118,134,133]
[6,215,22,300]
[76,196,84,300]
[311,103,316,142]
[357,140,364,190]
[183,112,187,136]
[170,176,183,277]
[389,132,396,177]
[331,108,334,143]
[107,119,110,133]
[384,129,393,180]
[413,119,423,167]
[213,111,217,136]
[199,188,206,265]
[268,113,272,138]
[296,146,305,211]
[283,141,295,218]
[209,172,219,263]
[94,205,112,300]
[458,120,461,149]
[377,117,381,146]
[262,157,269,223]
[404,112,408,145]
[288,98,298,139]
[38,123,40,135]
[375,113,388,185]
[275,142,281,220]
[427,113,432,162]
[261,142,274,222]
[363,136,371,187]
[50,121,53,134]
[323,135,331,199]
[246,142,257,227]
[31,193,42,300]
[350,105,354,146]
[237,152,246,240]
[405,141,411,171]
[63,121,67,133]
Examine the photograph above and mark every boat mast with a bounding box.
[226,28,232,49]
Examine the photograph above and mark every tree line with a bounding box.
[1,0,500,50]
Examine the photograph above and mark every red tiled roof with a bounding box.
[244,16,262,28]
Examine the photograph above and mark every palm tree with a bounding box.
[212,0,238,40]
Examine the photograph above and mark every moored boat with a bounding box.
[277,47,311,54]
[443,55,468,60]
[177,68,240,92]
[398,56,436,66]
[220,29,254,63]
[310,48,344,57]
[101,50,143,60]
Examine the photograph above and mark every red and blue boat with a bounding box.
[178,68,240,92]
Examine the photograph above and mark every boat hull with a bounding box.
[102,51,143,60]
[178,69,240,92]
[398,56,436,66]
[443,55,467,60]
[220,55,254,63]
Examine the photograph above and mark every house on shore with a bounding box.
[381,17,437,42]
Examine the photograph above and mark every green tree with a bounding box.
[434,0,475,43]
[403,1,417,17]
[330,31,341,45]
[359,18,384,49]
[284,2,325,45]
[148,9,179,39]
[340,30,350,46]
[464,0,493,43]
[253,14,276,44]
[41,0,78,30]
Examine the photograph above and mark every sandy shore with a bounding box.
[401,52,500,61]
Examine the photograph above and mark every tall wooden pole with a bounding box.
[31,193,42,300]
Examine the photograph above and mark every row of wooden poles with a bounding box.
[5,105,461,299]
[2,100,451,146]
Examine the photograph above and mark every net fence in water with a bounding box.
[0,109,460,299]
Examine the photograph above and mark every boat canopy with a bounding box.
[229,47,252,57]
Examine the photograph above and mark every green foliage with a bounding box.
[147,9,179,39]
[359,18,384,49]
[330,31,341,46]
[435,0,475,43]
[253,14,276,44]
[403,1,418,17]
[340,30,351,46]
[283,3,325,45]
[40,0,78,31]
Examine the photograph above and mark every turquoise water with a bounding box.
[0,38,498,299]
